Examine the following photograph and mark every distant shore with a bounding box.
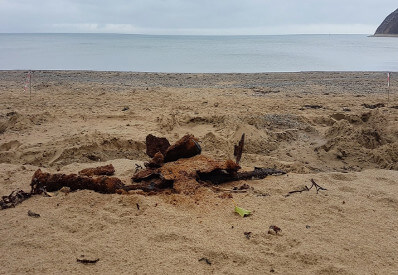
[370,34,398,37]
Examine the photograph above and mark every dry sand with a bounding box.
[0,71,397,274]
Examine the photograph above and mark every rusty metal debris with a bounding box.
[1,133,287,209]
[130,154,240,194]
[145,151,164,168]
[145,134,201,166]
[128,134,285,194]
[0,165,123,209]
[1,164,123,210]
[234,134,245,165]
[27,134,284,195]
[31,169,124,194]
[199,167,285,185]
[145,134,170,158]
[79,164,115,176]
[163,134,201,163]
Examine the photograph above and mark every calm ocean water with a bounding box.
[0,33,397,72]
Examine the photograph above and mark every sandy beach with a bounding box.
[0,70,397,274]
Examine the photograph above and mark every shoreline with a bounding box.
[0,70,396,89]
[370,34,398,37]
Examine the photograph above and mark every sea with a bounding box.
[0,33,397,73]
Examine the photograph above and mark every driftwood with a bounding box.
[285,179,327,197]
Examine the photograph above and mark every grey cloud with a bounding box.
[0,0,396,34]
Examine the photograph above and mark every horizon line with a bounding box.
[0,32,373,36]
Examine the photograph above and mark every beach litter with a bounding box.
[27,210,40,218]
[76,257,100,265]
[1,190,32,210]
[0,133,286,209]
[235,205,251,217]
[198,258,212,265]
[268,225,282,235]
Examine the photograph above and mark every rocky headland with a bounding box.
[374,8,398,36]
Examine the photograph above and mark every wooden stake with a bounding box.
[29,71,32,101]
[387,72,390,107]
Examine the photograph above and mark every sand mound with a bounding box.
[0,111,54,133]
[154,108,398,172]
[0,132,146,167]
[317,110,398,169]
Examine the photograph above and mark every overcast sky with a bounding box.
[0,0,396,35]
